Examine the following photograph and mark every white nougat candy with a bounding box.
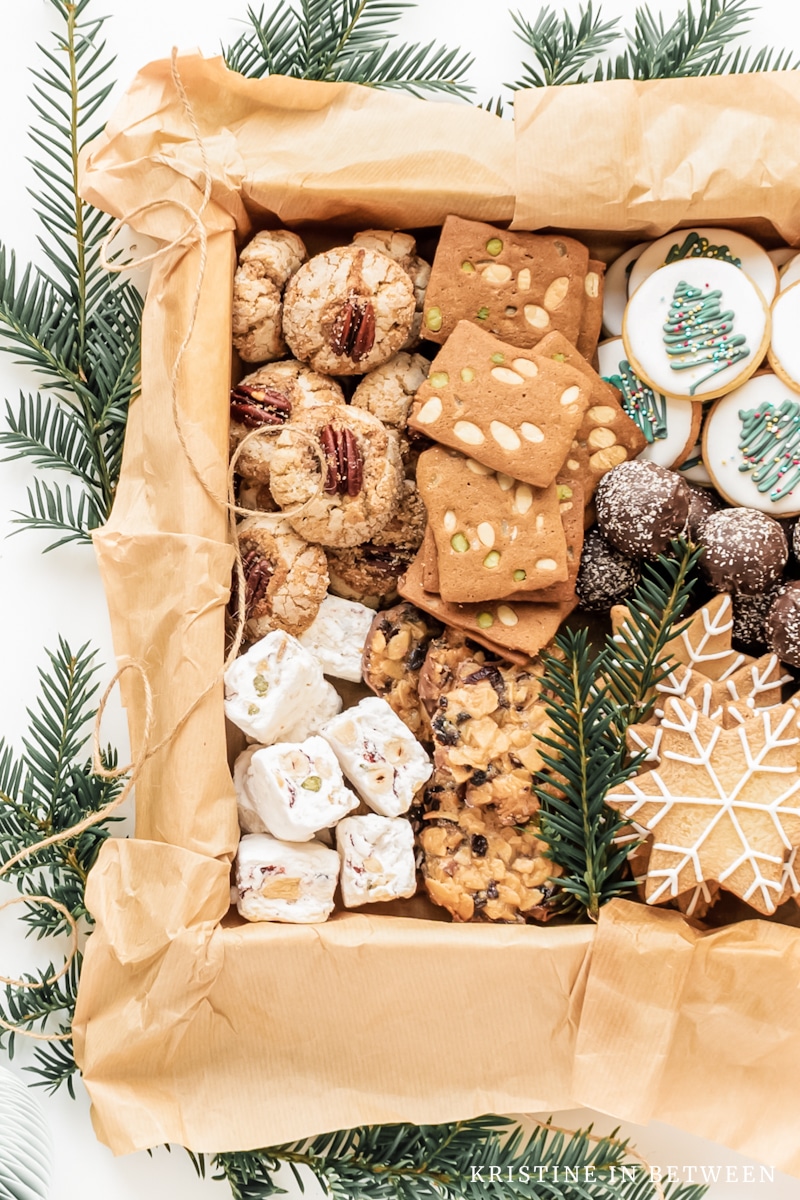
[233,745,267,834]
[281,678,342,741]
[337,814,417,906]
[224,629,332,743]
[245,736,359,841]
[235,833,339,923]
[321,696,432,816]
[298,593,375,682]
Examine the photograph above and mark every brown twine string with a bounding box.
[527,1118,665,1200]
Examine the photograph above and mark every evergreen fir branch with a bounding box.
[0,639,125,1093]
[208,1116,709,1199]
[511,2,621,88]
[603,539,701,731]
[534,629,642,920]
[1,393,101,488]
[8,477,102,550]
[225,0,474,96]
[0,0,142,549]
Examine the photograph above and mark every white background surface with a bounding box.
[2,0,800,1196]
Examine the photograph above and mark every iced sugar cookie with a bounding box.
[703,373,800,516]
[770,281,800,396]
[676,437,712,487]
[628,228,777,305]
[597,337,699,469]
[769,247,798,269]
[602,242,649,337]
[779,256,800,292]
[623,259,770,401]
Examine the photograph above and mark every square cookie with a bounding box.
[416,446,568,603]
[408,322,590,488]
[576,260,606,362]
[399,551,575,661]
[422,215,589,347]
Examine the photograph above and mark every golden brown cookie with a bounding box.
[416,447,568,603]
[361,602,442,739]
[232,229,308,363]
[608,697,800,915]
[231,516,330,641]
[422,215,589,348]
[576,259,606,362]
[418,770,559,922]
[409,322,591,488]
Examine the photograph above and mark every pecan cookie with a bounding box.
[232,230,307,363]
[230,516,330,641]
[231,360,344,485]
[282,246,416,375]
[268,405,403,547]
[362,602,442,738]
[430,656,549,824]
[351,231,431,349]
[417,773,559,922]
[326,543,415,609]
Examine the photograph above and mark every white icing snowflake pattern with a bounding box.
[608,698,800,914]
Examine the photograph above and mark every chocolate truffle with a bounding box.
[576,526,641,612]
[698,508,787,596]
[685,483,725,540]
[594,460,690,560]
[732,583,784,648]
[766,581,800,667]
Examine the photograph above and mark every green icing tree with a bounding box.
[662,280,749,395]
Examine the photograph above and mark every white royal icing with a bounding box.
[704,372,800,515]
[602,241,650,337]
[597,336,695,469]
[676,437,712,486]
[769,280,800,395]
[624,259,769,401]
[629,227,778,304]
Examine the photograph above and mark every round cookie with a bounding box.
[282,246,416,376]
[361,602,442,738]
[597,337,700,469]
[576,526,641,612]
[351,229,431,350]
[623,259,770,401]
[768,281,800,395]
[698,508,788,596]
[703,373,800,516]
[770,247,799,270]
[268,404,403,548]
[232,229,307,363]
[766,581,800,667]
[326,480,426,607]
[351,352,430,430]
[628,227,778,305]
[779,255,800,291]
[602,242,650,337]
[594,459,690,560]
[231,361,344,485]
[231,517,329,642]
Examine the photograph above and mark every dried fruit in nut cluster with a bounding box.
[362,602,442,739]
[320,424,364,497]
[330,294,376,361]
[230,383,293,428]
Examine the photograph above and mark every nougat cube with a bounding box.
[234,833,339,923]
[337,814,416,907]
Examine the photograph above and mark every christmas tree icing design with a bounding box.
[604,359,667,444]
[662,280,750,395]
[738,398,800,501]
[664,231,741,268]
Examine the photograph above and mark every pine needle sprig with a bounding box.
[203,1116,708,1199]
[0,0,143,551]
[224,1,475,98]
[511,0,799,87]
[510,3,622,88]
[603,538,701,732]
[0,638,125,1092]
[534,629,643,920]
